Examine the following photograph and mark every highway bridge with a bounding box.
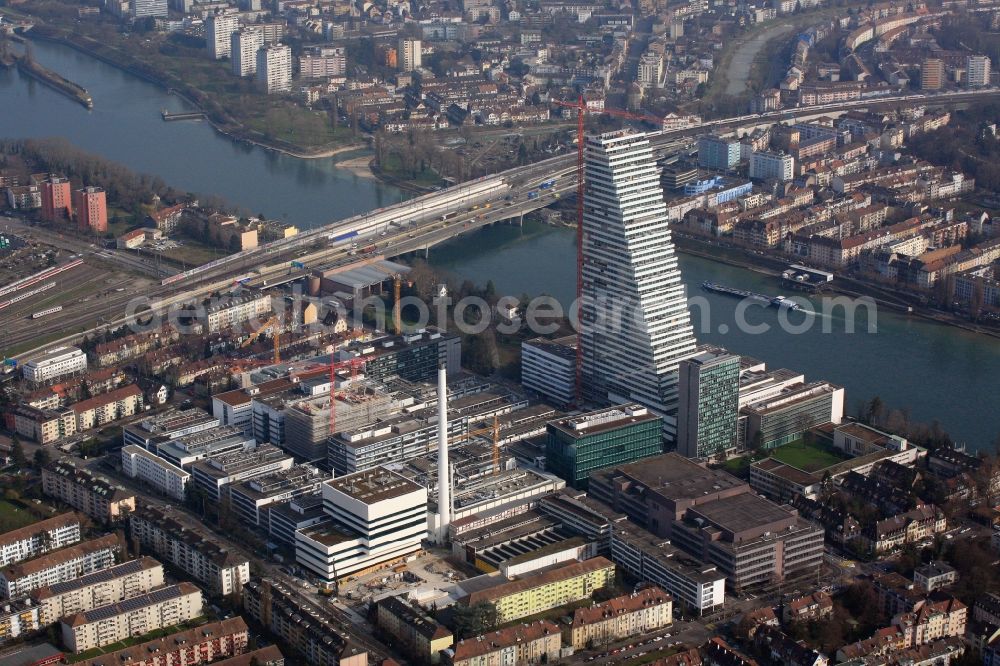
[5,87,999,358]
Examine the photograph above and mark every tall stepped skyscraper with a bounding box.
[580,130,697,439]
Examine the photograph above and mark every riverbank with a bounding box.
[672,233,1000,341]
[25,26,364,160]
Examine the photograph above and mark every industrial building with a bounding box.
[41,461,135,524]
[741,381,845,450]
[122,407,221,450]
[121,445,191,501]
[546,405,663,489]
[520,336,577,408]
[60,582,203,652]
[296,467,427,583]
[155,425,256,469]
[284,388,396,466]
[609,522,726,614]
[229,464,325,526]
[0,512,82,569]
[190,444,295,502]
[264,495,327,549]
[32,556,165,624]
[129,506,251,596]
[0,534,122,599]
[590,453,824,591]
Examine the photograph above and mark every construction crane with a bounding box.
[328,356,367,438]
[550,96,664,405]
[240,315,282,364]
[444,415,502,475]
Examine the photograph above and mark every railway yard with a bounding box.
[0,229,156,357]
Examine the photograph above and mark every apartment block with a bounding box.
[129,506,250,596]
[698,136,741,170]
[242,579,367,666]
[11,406,77,444]
[42,461,136,524]
[448,620,561,666]
[749,151,795,182]
[73,187,107,233]
[32,556,164,624]
[0,513,82,569]
[375,595,453,664]
[967,55,991,87]
[0,534,122,599]
[298,46,346,79]
[73,616,249,666]
[21,346,87,384]
[121,445,190,501]
[60,582,203,653]
[256,44,292,94]
[0,598,41,645]
[231,27,262,77]
[546,405,662,489]
[71,385,144,431]
[566,587,672,650]
[199,290,271,333]
[206,10,239,59]
[459,557,615,624]
[40,176,72,222]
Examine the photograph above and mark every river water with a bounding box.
[4,39,1000,449]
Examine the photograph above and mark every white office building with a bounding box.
[131,0,167,18]
[398,38,422,71]
[296,467,427,583]
[580,131,697,439]
[256,43,292,94]
[121,445,191,501]
[521,336,577,408]
[231,27,263,77]
[206,11,239,60]
[190,444,294,502]
[967,55,992,87]
[749,151,795,182]
[21,347,87,384]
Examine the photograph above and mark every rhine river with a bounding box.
[4,38,1000,449]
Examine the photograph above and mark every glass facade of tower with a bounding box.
[580,130,697,439]
[677,350,740,459]
[546,405,663,489]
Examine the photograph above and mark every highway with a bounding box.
[5,87,999,359]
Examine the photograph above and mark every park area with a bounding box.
[769,440,851,473]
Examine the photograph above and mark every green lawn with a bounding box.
[769,440,850,473]
[0,500,42,532]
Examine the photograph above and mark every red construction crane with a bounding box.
[328,356,367,437]
[550,96,663,405]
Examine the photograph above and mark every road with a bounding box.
[6,87,1000,360]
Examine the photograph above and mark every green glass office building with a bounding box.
[546,405,663,489]
[677,350,740,459]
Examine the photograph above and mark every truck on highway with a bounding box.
[329,230,360,243]
[539,179,556,189]
[440,212,458,221]
[527,191,539,200]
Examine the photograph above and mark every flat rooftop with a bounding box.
[523,335,577,361]
[325,467,424,504]
[687,492,795,533]
[548,404,660,439]
[597,452,746,500]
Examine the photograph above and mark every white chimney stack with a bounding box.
[436,364,451,542]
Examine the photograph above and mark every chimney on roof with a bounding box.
[436,363,451,543]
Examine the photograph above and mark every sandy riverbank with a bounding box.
[336,155,378,178]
